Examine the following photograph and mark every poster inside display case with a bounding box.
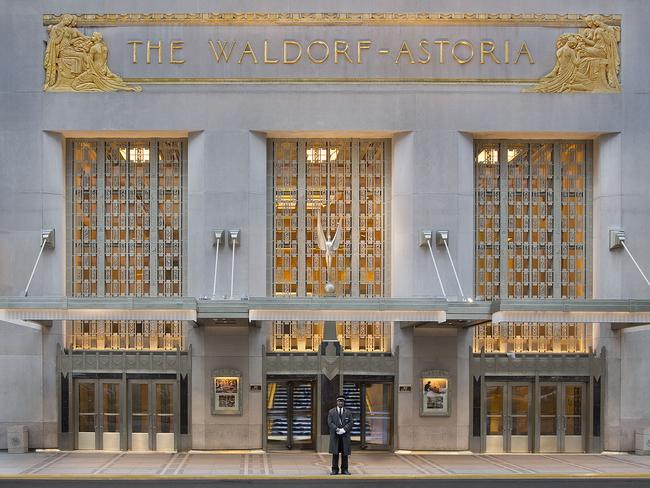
[212,369,242,415]
[420,370,450,416]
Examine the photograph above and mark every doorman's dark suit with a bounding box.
[327,406,354,472]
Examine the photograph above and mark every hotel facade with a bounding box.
[1,0,650,454]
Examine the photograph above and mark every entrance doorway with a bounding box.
[75,380,121,450]
[539,382,585,452]
[266,379,316,449]
[343,380,393,450]
[485,382,531,453]
[128,381,176,451]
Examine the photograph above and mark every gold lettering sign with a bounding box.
[43,14,141,92]
[42,12,621,93]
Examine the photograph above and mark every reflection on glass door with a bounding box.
[266,380,315,449]
[364,383,392,448]
[538,382,584,452]
[539,385,559,452]
[130,382,149,451]
[343,380,393,450]
[77,381,97,450]
[102,382,121,450]
[509,385,530,453]
[485,384,504,453]
[564,384,584,452]
[76,380,121,450]
[129,381,176,451]
[485,382,531,453]
[156,383,175,451]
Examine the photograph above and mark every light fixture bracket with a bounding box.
[214,229,225,246]
[228,229,240,246]
[436,230,449,247]
[419,230,433,247]
[42,229,55,249]
[609,229,625,250]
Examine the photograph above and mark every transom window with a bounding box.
[68,139,185,350]
[270,139,389,352]
[473,140,591,353]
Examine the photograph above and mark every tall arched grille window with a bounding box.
[68,139,186,350]
[269,139,390,352]
[473,141,591,354]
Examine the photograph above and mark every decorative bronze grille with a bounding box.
[474,140,590,353]
[270,139,389,352]
[69,139,185,351]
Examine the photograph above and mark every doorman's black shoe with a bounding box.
[342,470,351,475]
[330,470,339,475]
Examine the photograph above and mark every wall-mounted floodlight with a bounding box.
[419,230,446,298]
[228,230,241,299]
[609,229,650,288]
[24,229,55,297]
[211,230,225,299]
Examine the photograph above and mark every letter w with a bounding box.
[209,40,236,62]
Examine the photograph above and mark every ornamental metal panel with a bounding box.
[69,139,186,351]
[269,139,389,352]
[474,140,590,353]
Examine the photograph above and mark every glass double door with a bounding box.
[485,382,531,453]
[76,379,176,451]
[129,381,176,451]
[539,383,585,452]
[343,381,393,450]
[76,380,121,450]
[267,380,315,449]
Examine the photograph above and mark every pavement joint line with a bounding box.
[472,454,535,474]
[495,454,539,474]
[414,454,454,475]
[244,453,249,475]
[159,452,178,475]
[541,454,603,473]
[396,453,430,474]
[16,453,57,475]
[603,454,650,470]
[174,452,190,475]
[3,473,650,480]
[96,452,125,474]
[24,452,71,475]
[263,452,270,475]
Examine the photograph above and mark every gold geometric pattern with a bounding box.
[43,12,621,28]
[473,322,587,354]
[270,139,389,353]
[474,141,589,353]
[70,139,185,351]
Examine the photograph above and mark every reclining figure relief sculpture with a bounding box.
[43,14,141,92]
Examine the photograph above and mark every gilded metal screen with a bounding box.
[474,141,590,353]
[272,142,299,297]
[71,141,98,297]
[70,139,186,351]
[475,143,501,300]
[559,143,586,299]
[473,323,587,354]
[270,139,389,352]
[359,141,385,298]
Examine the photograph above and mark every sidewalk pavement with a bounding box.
[1,451,650,479]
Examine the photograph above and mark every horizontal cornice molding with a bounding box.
[42,12,622,28]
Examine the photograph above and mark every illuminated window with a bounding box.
[474,141,590,353]
[69,139,185,350]
[270,139,389,352]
